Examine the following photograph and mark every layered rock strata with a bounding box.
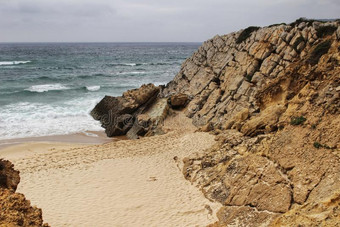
[91,83,164,139]
[166,19,340,226]
[92,18,339,225]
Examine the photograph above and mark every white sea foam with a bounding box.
[125,63,137,66]
[86,86,101,91]
[83,132,99,137]
[110,63,148,67]
[0,98,103,140]
[153,82,166,86]
[117,71,147,75]
[26,84,70,93]
[0,61,31,66]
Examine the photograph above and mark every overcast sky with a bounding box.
[0,0,339,42]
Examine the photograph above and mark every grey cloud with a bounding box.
[0,0,339,42]
[0,1,116,17]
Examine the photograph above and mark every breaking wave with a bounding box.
[25,84,70,93]
[0,61,31,66]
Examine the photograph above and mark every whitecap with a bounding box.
[86,86,101,91]
[117,71,147,75]
[0,61,31,66]
[25,83,69,93]
[109,63,148,67]
[122,63,148,66]
[0,99,103,140]
[153,82,167,86]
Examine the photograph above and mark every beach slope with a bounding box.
[0,112,221,226]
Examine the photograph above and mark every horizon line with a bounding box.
[0,41,203,44]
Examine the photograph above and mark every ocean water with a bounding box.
[0,43,200,140]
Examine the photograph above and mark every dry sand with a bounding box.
[0,112,221,227]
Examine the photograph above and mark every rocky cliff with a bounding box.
[92,18,339,226]
[162,19,340,226]
[0,159,48,226]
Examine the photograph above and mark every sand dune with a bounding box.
[0,112,221,226]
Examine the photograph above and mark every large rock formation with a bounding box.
[91,83,165,138]
[0,159,48,226]
[163,19,340,226]
[92,18,339,225]
[162,19,339,130]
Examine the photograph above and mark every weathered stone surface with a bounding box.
[169,93,189,109]
[224,108,249,130]
[209,206,279,227]
[272,189,340,226]
[91,84,160,137]
[126,98,169,139]
[0,189,49,227]
[241,104,286,136]
[163,21,340,134]
[199,122,213,132]
[0,159,20,191]
[0,160,49,226]
[188,67,215,95]
[172,19,340,226]
[223,154,292,213]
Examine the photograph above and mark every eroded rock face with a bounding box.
[126,98,169,139]
[209,206,280,227]
[223,154,292,213]
[162,20,340,131]
[177,19,340,226]
[91,83,161,137]
[91,19,340,225]
[0,189,48,227]
[169,93,189,109]
[0,159,20,191]
[272,190,340,226]
[0,160,48,226]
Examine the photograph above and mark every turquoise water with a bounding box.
[0,43,200,139]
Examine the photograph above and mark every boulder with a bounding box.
[0,159,20,191]
[91,84,160,137]
[169,93,189,109]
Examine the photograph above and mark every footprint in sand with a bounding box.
[148,176,157,181]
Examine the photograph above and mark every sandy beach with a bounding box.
[0,112,221,226]
[0,131,117,150]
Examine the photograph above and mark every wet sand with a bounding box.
[0,130,121,150]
